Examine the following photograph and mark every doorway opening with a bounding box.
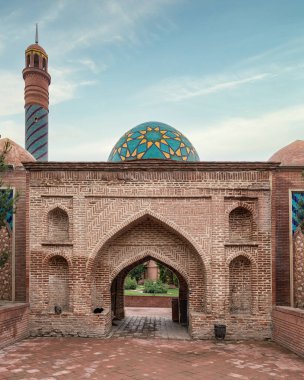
[110,256,190,339]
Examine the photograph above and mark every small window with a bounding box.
[42,58,46,70]
[26,55,30,67]
[34,54,39,68]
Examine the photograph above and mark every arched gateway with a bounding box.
[26,123,274,341]
[90,214,207,334]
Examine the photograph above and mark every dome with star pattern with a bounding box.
[108,121,200,162]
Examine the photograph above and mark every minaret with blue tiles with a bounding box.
[23,25,51,161]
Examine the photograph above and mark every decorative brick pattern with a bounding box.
[0,225,12,300]
[294,230,304,309]
[25,162,274,339]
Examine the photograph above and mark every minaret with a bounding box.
[23,24,51,161]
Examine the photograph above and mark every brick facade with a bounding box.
[25,161,275,339]
[271,167,304,306]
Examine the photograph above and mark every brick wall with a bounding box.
[25,162,275,339]
[272,168,304,305]
[0,303,29,349]
[229,256,252,314]
[125,296,175,308]
[273,306,304,358]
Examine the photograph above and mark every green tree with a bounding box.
[158,263,179,286]
[129,263,146,282]
[0,141,19,267]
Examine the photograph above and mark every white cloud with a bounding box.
[0,71,23,117]
[46,0,176,54]
[138,72,273,104]
[77,58,108,74]
[49,67,96,105]
[0,119,23,146]
[240,37,304,67]
[190,104,304,161]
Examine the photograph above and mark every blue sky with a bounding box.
[0,0,304,161]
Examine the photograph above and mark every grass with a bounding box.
[124,285,179,297]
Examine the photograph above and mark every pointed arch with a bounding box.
[110,248,190,286]
[226,253,258,314]
[47,206,70,241]
[86,209,211,278]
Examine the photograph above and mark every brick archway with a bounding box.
[90,214,207,332]
[110,251,189,324]
[87,210,211,312]
[110,248,190,286]
[87,210,211,275]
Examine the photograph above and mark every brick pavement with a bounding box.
[0,337,304,379]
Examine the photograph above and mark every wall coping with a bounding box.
[0,302,29,314]
[23,161,280,172]
[273,305,304,317]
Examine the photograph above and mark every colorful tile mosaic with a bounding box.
[25,104,48,161]
[108,122,200,162]
[292,191,304,233]
[0,189,13,231]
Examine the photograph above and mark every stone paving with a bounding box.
[1,337,304,379]
[110,315,189,340]
[125,306,172,318]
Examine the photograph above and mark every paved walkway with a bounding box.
[1,337,304,379]
[125,307,172,318]
[110,315,189,340]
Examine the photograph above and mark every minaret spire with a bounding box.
[23,27,51,161]
[35,23,39,44]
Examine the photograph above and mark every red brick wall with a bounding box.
[125,295,175,308]
[272,168,304,305]
[273,306,304,358]
[229,256,252,314]
[0,303,29,349]
[25,162,274,339]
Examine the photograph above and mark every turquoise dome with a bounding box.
[108,121,200,162]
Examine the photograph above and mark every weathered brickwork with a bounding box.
[229,256,252,314]
[271,168,304,305]
[25,162,275,339]
[273,306,304,358]
[0,303,29,349]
